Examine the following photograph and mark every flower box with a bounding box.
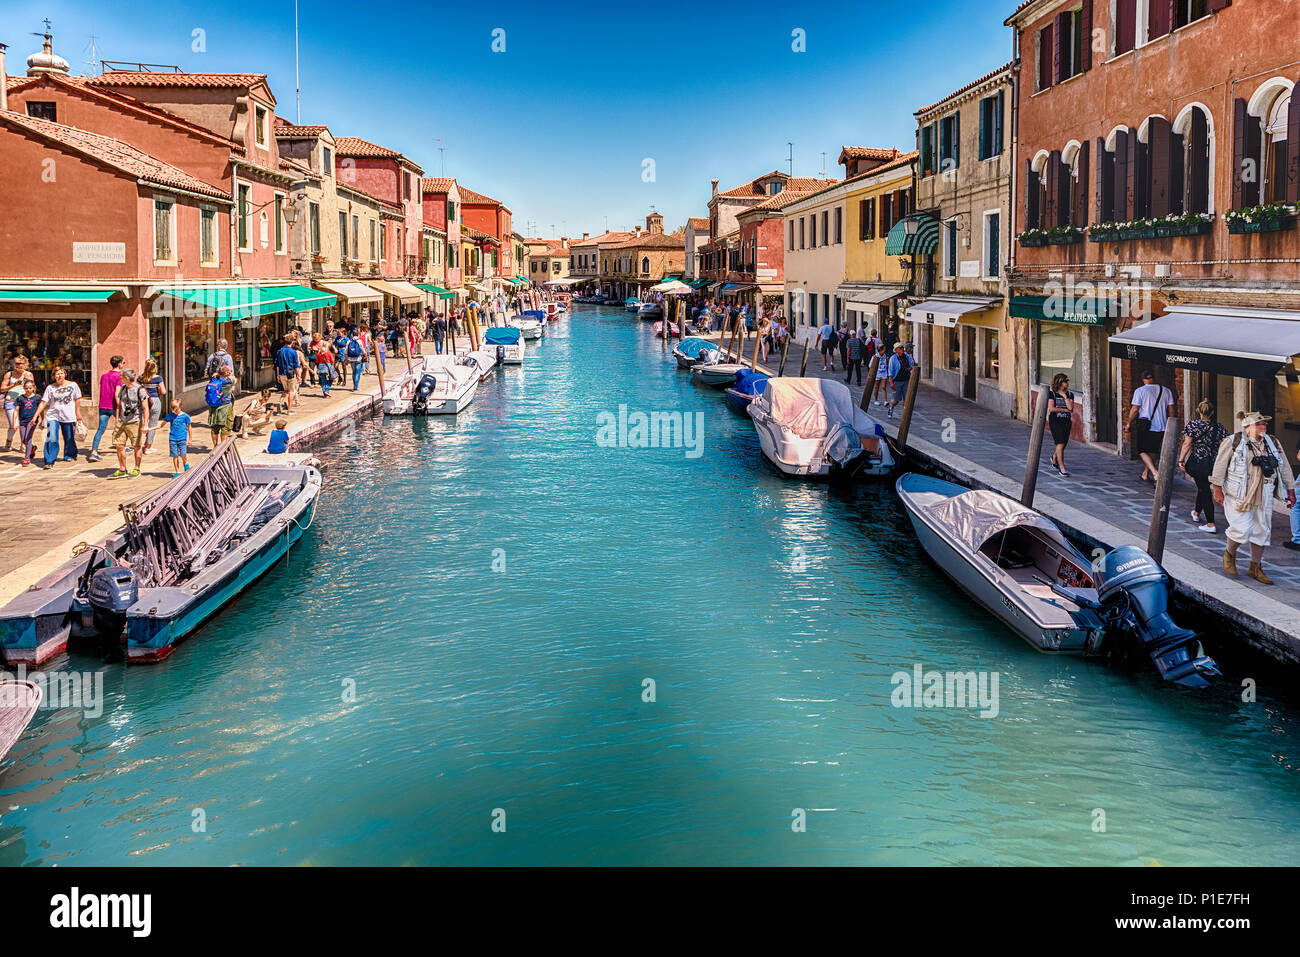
[1155,220,1212,238]
[1089,230,1118,243]
[1047,232,1084,246]
[1227,215,1297,235]
[1018,234,1048,247]
[1120,225,1156,240]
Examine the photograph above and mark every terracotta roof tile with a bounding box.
[275,118,329,136]
[717,172,838,200]
[334,136,402,158]
[688,217,710,230]
[606,232,685,250]
[456,185,501,206]
[914,62,1015,116]
[0,108,229,199]
[839,146,901,161]
[421,176,456,193]
[90,71,268,90]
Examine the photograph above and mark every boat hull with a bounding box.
[383,374,479,414]
[691,364,745,388]
[750,417,894,480]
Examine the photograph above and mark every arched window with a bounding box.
[1026,151,1050,229]
[1263,88,1292,204]
[1172,104,1213,215]
[1061,141,1090,227]
[641,257,650,274]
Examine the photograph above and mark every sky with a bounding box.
[3,0,1012,238]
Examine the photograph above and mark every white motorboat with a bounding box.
[460,348,500,381]
[484,327,526,365]
[638,301,664,320]
[673,337,721,370]
[383,355,479,415]
[691,361,748,388]
[515,310,545,340]
[746,377,895,480]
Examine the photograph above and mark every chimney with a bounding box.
[711,178,719,197]
[582,232,589,240]
[0,43,7,112]
[634,226,642,237]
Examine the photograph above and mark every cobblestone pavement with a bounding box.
[702,327,1300,602]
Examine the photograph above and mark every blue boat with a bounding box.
[484,326,522,345]
[672,336,721,370]
[724,369,771,412]
[484,326,525,364]
[625,297,642,312]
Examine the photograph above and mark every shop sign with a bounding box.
[72,242,126,264]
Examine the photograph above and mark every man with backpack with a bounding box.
[886,341,913,418]
[110,368,149,479]
[206,363,237,447]
[343,331,366,390]
[274,334,300,414]
[845,328,865,386]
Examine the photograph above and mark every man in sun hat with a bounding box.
[1211,411,1295,584]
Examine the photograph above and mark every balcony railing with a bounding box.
[402,254,426,276]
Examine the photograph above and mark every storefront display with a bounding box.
[0,317,93,392]
[183,318,212,387]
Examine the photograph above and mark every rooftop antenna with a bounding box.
[293,0,300,123]
[820,151,827,178]
[435,138,446,175]
[84,33,100,76]
[786,142,794,177]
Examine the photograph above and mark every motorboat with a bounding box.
[484,326,526,365]
[895,473,1219,688]
[724,369,770,413]
[383,354,479,415]
[0,443,321,665]
[638,301,664,320]
[460,348,500,381]
[673,337,721,370]
[1,679,41,766]
[545,302,563,321]
[746,377,894,480]
[653,320,680,339]
[625,297,642,312]
[691,359,749,388]
[516,310,545,340]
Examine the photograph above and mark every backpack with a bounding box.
[345,337,363,359]
[893,352,912,381]
[204,377,225,408]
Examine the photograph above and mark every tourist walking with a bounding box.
[110,369,148,478]
[314,339,336,397]
[35,365,86,468]
[1179,400,1229,534]
[140,358,166,456]
[838,324,850,371]
[88,354,124,462]
[1124,370,1175,483]
[845,328,865,386]
[14,377,41,466]
[274,334,300,414]
[818,318,836,372]
[1211,412,1295,584]
[163,398,192,477]
[1047,374,1075,476]
[206,363,237,446]
[2,355,35,452]
[757,316,772,363]
[886,341,912,418]
[872,342,891,405]
[433,315,447,355]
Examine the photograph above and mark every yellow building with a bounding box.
[842,152,918,342]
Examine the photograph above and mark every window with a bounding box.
[1173,105,1213,214]
[981,329,999,380]
[834,206,843,243]
[339,211,348,259]
[351,215,359,260]
[153,197,174,263]
[273,193,285,253]
[369,220,376,262]
[920,123,936,177]
[25,101,56,121]
[322,147,332,175]
[984,212,1001,278]
[820,210,829,247]
[860,198,876,240]
[823,294,831,326]
[309,203,321,254]
[254,105,268,147]
[380,223,387,260]
[799,217,806,249]
[978,92,1005,160]
[1057,8,1085,83]
[809,215,817,247]
[200,206,217,266]
[1036,23,1054,91]
[767,181,781,196]
[1262,89,1293,205]
[939,113,960,173]
[1037,323,1083,388]
[1174,0,1213,30]
[943,219,958,278]
[946,328,961,371]
[810,294,818,327]
[237,184,251,249]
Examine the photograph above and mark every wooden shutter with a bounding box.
[1045,151,1061,227]
[867,198,876,238]
[1131,128,1148,218]
[1148,116,1172,217]
[1115,0,1136,56]
[953,111,960,169]
[920,124,932,175]
[859,200,868,239]
[1080,0,1093,72]
[1054,13,1068,84]
[1098,138,1114,222]
[1026,159,1041,229]
[1038,24,1054,90]
[1169,128,1186,215]
[1057,152,1072,226]
[979,101,989,161]
[994,91,1005,156]
[1075,140,1091,227]
[1208,0,1231,9]
[1114,129,1130,221]
[1287,81,1300,203]
[1149,0,1172,39]
[1188,108,1209,214]
[1231,98,1262,208]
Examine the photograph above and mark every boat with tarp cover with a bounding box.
[0,442,321,665]
[673,337,721,369]
[484,326,525,365]
[746,377,894,480]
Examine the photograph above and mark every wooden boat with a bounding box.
[0,679,41,767]
[0,443,322,665]
[724,369,770,412]
[673,337,721,369]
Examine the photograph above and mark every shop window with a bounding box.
[183,319,212,387]
[1037,323,1083,389]
[0,318,92,393]
[946,328,961,371]
[982,329,999,380]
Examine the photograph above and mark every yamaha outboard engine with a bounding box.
[86,565,138,641]
[824,422,868,482]
[1094,545,1219,688]
[411,374,437,415]
[496,345,506,365]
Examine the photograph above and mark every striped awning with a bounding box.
[885,214,940,256]
[153,284,296,320]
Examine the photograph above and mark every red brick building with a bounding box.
[1007,0,1300,458]
[421,177,463,291]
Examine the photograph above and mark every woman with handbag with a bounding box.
[1046,373,1075,476]
[1179,399,1229,533]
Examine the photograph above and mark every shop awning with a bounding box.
[155,285,296,320]
[905,297,1002,328]
[844,284,908,312]
[1010,295,1118,326]
[367,279,425,302]
[720,283,754,295]
[261,284,337,311]
[0,287,126,304]
[885,215,940,256]
[416,284,452,295]
[686,279,711,289]
[315,280,382,303]
[1109,306,1300,379]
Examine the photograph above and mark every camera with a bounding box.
[1252,453,1279,478]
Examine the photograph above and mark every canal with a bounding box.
[2,303,1299,865]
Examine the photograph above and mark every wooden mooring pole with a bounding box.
[1021,384,1049,507]
[777,334,791,376]
[860,354,881,412]
[1147,418,1182,562]
[799,339,810,377]
[895,365,921,450]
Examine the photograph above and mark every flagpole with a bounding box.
[294,0,301,124]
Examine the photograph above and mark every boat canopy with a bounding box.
[923,489,1067,554]
[484,327,522,345]
[732,369,770,396]
[759,378,884,440]
[676,337,716,355]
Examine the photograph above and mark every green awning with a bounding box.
[687,279,711,289]
[0,288,123,304]
[1010,295,1120,326]
[261,284,337,311]
[437,292,456,300]
[885,215,940,256]
[157,285,296,320]
[416,283,452,295]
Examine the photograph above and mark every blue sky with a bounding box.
[4,0,1011,238]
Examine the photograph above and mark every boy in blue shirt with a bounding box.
[266,419,290,455]
[163,398,192,477]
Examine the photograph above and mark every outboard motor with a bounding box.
[824,422,868,481]
[86,565,137,641]
[411,374,438,415]
[496,345,506,365]
[1094,545,1220,688]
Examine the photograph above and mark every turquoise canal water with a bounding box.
[3,303,1300,866]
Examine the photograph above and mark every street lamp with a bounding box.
[903,216,919,237]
